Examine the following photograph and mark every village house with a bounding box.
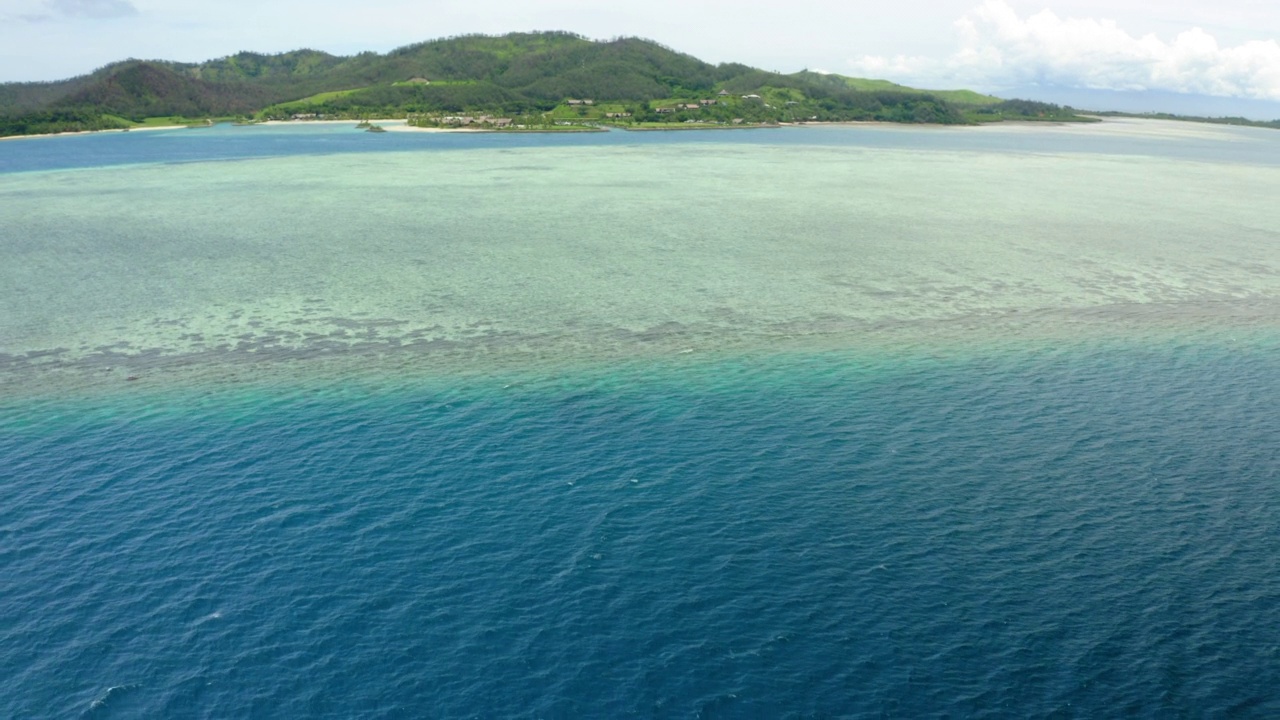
[655,107,677,114]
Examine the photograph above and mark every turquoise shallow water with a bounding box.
[3,121,1280,717]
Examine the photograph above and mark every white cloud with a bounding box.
[849,0,1280,101]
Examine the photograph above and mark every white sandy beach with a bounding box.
[260,119,482,133]
[380,123,486,133]
[0,124,186,141]
[259,119,368,126]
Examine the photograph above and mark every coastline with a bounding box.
[380,123,488,134]
[262,119,495,133]
[623,123,780,132]
[0,117,1126,143]
[0,118,609,140]
[0,124,186,141]
[260,119,374,127]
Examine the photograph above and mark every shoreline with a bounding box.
[262,120,506,133]
[377,121,605,134]
[622,123,779,132]
[10,114,1233,141]
[1,116,1148,142]
[0,124,187,141]
[260,119,375,127]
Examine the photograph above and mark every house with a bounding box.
[583,99,595,105]
[405,77,431,85]
[566,99,583,105]
[742,94,761,99]
[700,99,716,105]
[718,89,730,96]
[605,112,632,118]
[685,103,701,110]
[655,107,677,114]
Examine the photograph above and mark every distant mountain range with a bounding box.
[0,32,1093,137]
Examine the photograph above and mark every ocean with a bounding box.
[2,120,1280,717]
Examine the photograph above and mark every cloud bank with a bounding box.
[850,0,1280,101]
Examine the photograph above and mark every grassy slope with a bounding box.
[795,72,1002,105]
[266,87,373,112]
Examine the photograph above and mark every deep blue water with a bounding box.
[4,341,1280,717]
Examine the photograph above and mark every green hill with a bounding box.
[792,71,1002,105]
[0,32,1089,136]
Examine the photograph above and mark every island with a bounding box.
[0,31,1106,138]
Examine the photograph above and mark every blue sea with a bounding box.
[3,120,1280,717]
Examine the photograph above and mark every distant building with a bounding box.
[718,89,730,96]
[405,77,431,85]
[655,107,677,114]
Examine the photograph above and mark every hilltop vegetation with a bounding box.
[0,31,1089,137]
[789,71,1002,106]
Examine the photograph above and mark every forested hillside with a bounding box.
[0,31,1086,136]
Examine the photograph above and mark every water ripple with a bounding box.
[3,340,1280,716]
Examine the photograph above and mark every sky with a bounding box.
[2,0,1279,108]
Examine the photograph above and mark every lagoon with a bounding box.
[3,119,1279,395]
